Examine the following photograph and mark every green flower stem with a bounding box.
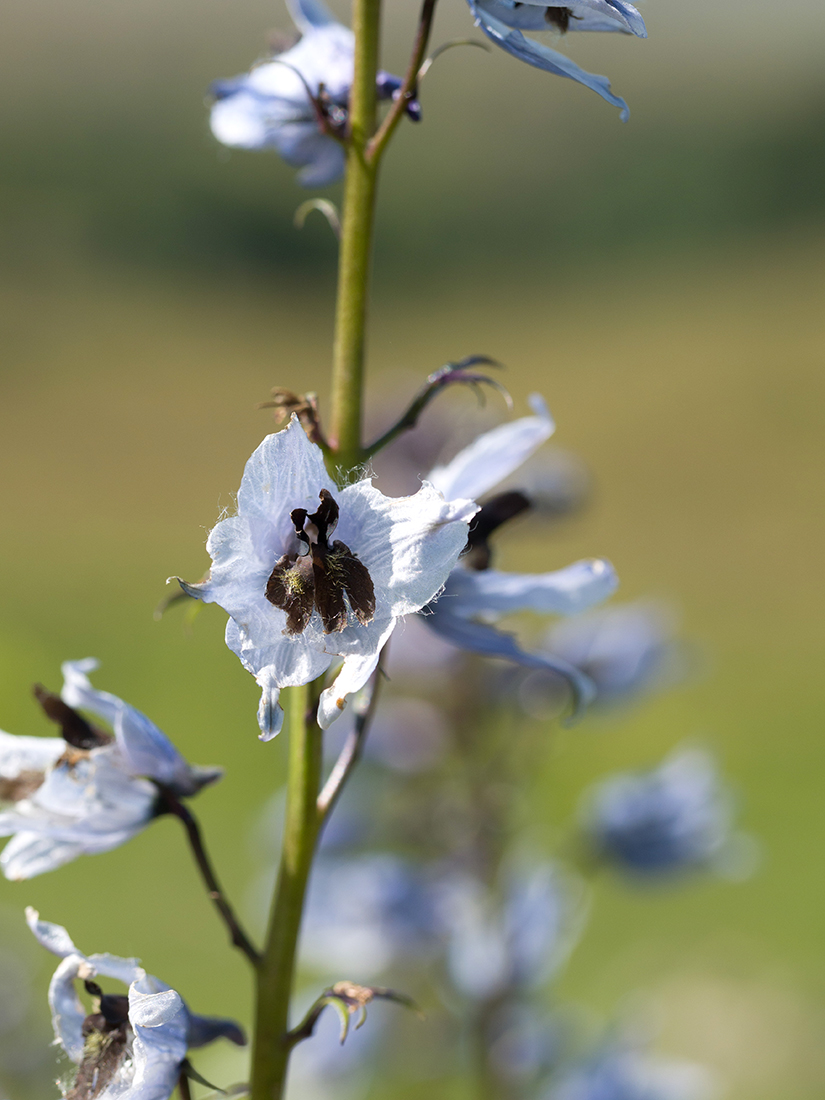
[329,0,382,473]
[250,682,323,1100]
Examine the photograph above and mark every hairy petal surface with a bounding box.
[182,419,476,736]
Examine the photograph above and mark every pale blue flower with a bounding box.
[0,662,221,880]
[549,1042,715,1100]
[466,0,647,120]
[582,748,736,877]
[542,601,680,707]
[178,417,476,740]
[439,863,585,1000]
[301,853,439,979]
[423,396,618,710]
[26,910,244,1100]
[210,0,419,186]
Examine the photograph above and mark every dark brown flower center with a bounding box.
[265,489,376,636]
[66,983,130,1100]
[0,770,45,802]
[514,4,581,32]
[33,684,113,749]
[544,6,575,32]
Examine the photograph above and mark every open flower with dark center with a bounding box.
[422,395,618,712]
[0,661,221,880]
[177,416,477,739]
[27,909,244,1100]
[465,0,646,120]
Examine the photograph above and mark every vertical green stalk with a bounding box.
[329,0,382,472]
[251,4,384,1096]
[250,683,323,1100]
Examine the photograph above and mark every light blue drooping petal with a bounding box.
[428,394,554,503]
[424,603,596,714]
[25,907,78,958]
[469,2,630,120]
[1,833,87,879]
[61,658,119,725]
[446,559,618,617]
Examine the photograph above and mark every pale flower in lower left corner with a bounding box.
[26,909,245,1100]
[0,659,222,880]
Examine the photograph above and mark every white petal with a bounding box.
[25,908,78,958]
[1,833,86,879]
[446,559,618,617]
[317,642,388,730]
[47,955,87,1063]
[237,419,335,525]
[336,479,477,619]
[428,394,554,502]
[122,978,189,1100]
[225,619,332,740]
[61,658,119,725]
[62,660,219,796]
[0,731,63,777]
[87,952,144,987]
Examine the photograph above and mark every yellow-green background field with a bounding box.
[1,1,823,1097]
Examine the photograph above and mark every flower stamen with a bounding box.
[265,489,376,636]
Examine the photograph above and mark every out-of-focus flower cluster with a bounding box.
[236,391,745,1099]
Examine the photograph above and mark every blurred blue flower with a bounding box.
[581,747,741,877]
[26,909,244,1100]
[549,1042,715,1100]
[465,1,646,120]
[301,853,440,979]
[423,396,618,712]
[0,661,221,880]
[439,863,585,1000]
[537,601,681,709]
[209,0,419,186]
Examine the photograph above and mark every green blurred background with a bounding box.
[1,0,823,1096]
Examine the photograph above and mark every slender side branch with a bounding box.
[368,0,438,164]
[363,356,508,459]
[178,1071,193,1100]
[317,659,385,824]
[158,787,261,967]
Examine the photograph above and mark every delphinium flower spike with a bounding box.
[176,416,477,739]
[464,0,647,120]
[0,660,221,880]
[26,909,245,1100]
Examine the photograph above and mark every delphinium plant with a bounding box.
[0,1,750,1098]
